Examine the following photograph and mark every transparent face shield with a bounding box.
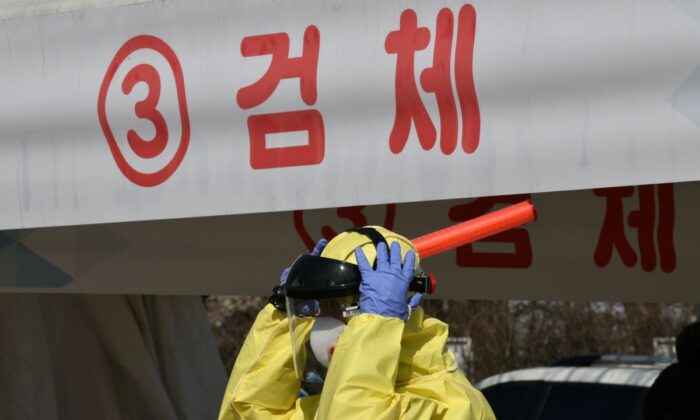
[281,252,433,395]
[286,294,360,395]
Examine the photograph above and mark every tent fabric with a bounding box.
[0,294,227,420]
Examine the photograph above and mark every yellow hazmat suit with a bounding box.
[218,303,495,420]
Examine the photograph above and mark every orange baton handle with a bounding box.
[411,200,537,259]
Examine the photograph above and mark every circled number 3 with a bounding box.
[122,64,168,159]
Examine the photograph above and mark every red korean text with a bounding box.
[237,26,324,169]
[593,184,676,273]
[449,194,533,268]
[385,5,479,155]
[294,205,396,252]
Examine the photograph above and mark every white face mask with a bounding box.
[309,316,346,368]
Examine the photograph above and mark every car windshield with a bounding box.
[539,383,648,420]
[482,381,546,420]
[482,381,649,420]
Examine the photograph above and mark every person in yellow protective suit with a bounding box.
[218,227,495,420]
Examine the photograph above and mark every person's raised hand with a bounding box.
[355,241,416,320]
[280,238,328,285]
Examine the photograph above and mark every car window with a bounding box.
[539,383,648,420]
[482,381,546,420]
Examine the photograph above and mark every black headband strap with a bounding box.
[345,227,387,249]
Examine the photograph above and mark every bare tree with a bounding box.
[208,297,696,381]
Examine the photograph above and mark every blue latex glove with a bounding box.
[355,241,417,321]
[280,239,328,285]
[408,293,423,312]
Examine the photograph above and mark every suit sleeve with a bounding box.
[218,304,313,420]
[317,308,495,420]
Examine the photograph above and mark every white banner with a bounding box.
[2,0,700,229]
[1,181,699,302]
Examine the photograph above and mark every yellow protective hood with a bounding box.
[320,225,421,270]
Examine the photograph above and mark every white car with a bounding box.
[476,356,672,420]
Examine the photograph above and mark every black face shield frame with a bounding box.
[270,254,436,312]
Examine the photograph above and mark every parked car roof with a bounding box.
[477,365,663,389]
